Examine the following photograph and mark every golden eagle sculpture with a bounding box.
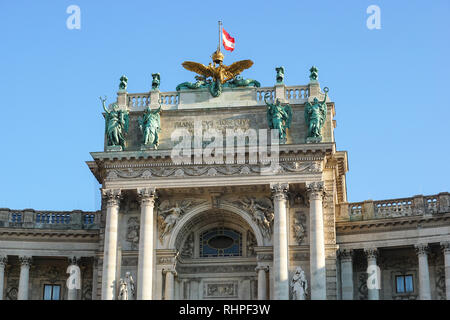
[180,49,256,97]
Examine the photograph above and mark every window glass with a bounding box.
[43,284,61,300]
[405,275,414,293]
[44,285,53,300]
[396,276,405,293]
[200,227,242,257]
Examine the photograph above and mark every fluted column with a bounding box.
[0,255,7,300]
[270,183,289,300]
[364,248,380,300]
[415,244,431,300]
[339,249,354,300]
[67,256,81,300]
[137,187,156,300]
[101,189,121,300]
[256,266,268,300]
[164,269,176,300]
[307,181,326,300]
[18,256,32,300]
[441,242,450,300]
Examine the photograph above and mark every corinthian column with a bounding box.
[101,189,121,300]
[255,266,269,300]
[0,255,7,300]
[270,183,289,300]
[441,242,450,300]
[18,256,32,300]
[137,187,156,300]
[307,181,326,300]
[415,243,431,300]
[339,249,353,300]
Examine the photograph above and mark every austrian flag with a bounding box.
[222,28,235,51]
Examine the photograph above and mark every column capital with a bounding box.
[102,189,122,207]
[137,187,157,205]
[306,181,325,200]
[338,249,354,261]
[270,183,289,200]
[440,241,450,253]
[162,267,177,277]
[364,248,379,260]
[255,265,269,273]
[68,256,81,266]
[0,255,7,267]
[18,256,32,267]
[415,243,429,256]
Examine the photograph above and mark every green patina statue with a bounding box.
[152,73,160,90]
[309,66,318,81]
[264,94,292,143]
[176,76,209,91]
[226,76,260,88]
[119,75,128,91]
[100,96,129,149]
[304,87,328,142]
[276,66,285,84]
[138,104,162,149]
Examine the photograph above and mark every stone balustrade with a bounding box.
[285,85,309,102]
[159,92,179,106]
[0,209,101,229]
[127,93,151,108]
[340,192,450,221]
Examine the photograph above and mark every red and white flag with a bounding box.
[222,28,235,51]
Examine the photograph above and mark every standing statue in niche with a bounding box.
[117,272,135,300]
[304,87,328,142]
[264,93,292,143]
[138,104,162,149]
[291,267,308,300]
[100,96,129,150]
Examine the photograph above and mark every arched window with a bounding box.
[200,227,242,257]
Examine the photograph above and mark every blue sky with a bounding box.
[0,0,449,211]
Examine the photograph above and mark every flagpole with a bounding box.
[218,20,222,51]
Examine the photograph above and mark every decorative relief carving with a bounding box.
[292,211,306,245]
[435,267,446,300]
[203,281,238,298]
[18,256,32,267]
[292,253,309,261]
[180,232,194,259]
[358,273,368,300]
[339,249,353,262]
[246,230,257,257]
[157,199,205,243]
[105,161,322,181]
[234,197,274,239]
[0,255,7,267]
[257,254,273,262]
[6,279,18,300]
[364,248,378,260]
[415,244,429,256]
[126,217,140,250]
[306,181,325,200]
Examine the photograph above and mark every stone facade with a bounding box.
[0,74,448,300]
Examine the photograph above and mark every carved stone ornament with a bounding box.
[0,255,7,267]
[105,161,322,181]
[157,199,205,243]
[102,189,122,207]
[137,187,156,205]
[233,197,274,240]
[270,183,289,201]
[126,217,140,250]
[364,248,378,260]
[306,181,325,200]
[18,256,32,267]
[204,281,238,298]
[339,249,354,262]
[247,230,257,257]
[292,212,307,245]
[180,232,194,258]
[415,243,429,256]
[290,266,308,300]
